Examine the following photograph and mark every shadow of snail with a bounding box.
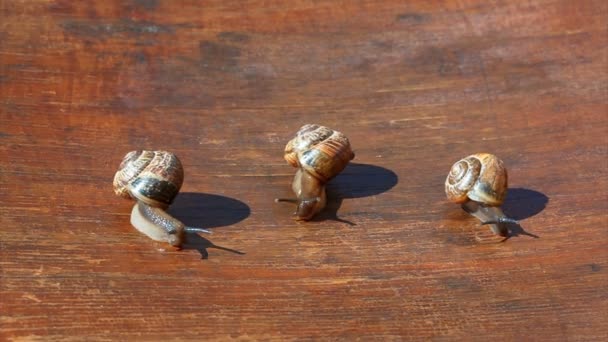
[168,192,250,259]
[501,188,547,239]
[311,162,399,225]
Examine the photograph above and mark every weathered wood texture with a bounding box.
[1,0,607,340]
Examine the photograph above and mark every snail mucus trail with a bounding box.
[113,150,210,248]
[275,124,355,220]
[445,153,518,237]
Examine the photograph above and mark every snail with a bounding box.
[275,124,355,220]
[445,153,518,237]
[113,150,210,248]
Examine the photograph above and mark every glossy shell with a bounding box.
[284,124,354,182]
[445,153,508,206]
[113,150,184,208]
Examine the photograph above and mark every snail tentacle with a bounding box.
[275,198,298,203]
[185,227,212,234]
[481,217,519,225]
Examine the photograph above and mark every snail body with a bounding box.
[113,150,209,248]
[131,202,186,247]
[277,124,354,220]
[445,153,516,238]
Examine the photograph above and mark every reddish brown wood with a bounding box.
[1,0,607,340]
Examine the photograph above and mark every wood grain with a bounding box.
[1,0,607,340]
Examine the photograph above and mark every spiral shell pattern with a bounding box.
[284,124,354,182]
[113,150,184,207]
[445,153,508,206]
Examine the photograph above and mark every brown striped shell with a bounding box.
[284,124,355,182]
[113,150,184,208]
[445,153,508,206]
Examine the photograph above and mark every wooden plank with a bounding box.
[1,0,607,340]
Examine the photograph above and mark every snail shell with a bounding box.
[445,153,508,206]
[284,124,355,182]
[113,150,183,208]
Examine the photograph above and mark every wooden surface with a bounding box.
[1,0,607,340]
